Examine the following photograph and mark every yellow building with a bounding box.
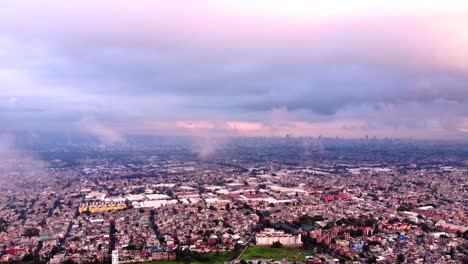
[79,202,127,213]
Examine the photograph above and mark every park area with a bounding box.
[142,247,310,263]
[239,246,308,261]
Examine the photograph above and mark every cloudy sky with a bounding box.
[1,0,468,140]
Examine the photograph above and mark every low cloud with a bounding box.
[0,134,47,181]
[79,118,126,146]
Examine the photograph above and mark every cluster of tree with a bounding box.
[397,253,405,264]
[229,243,245,261]
[271,241,283,248]
[130,187,146,194]
[349,229,364,237]
[50,245,61,256]
[419,223,434,232]
[302,236,330,253]
[53,199,62,209]
[18,209,28,221]
[23,228,40,237]
[458,230,468,240]
[39,219,47,227]
[126,244,137,250]
[397,203,414,212]
[293,214,324,227]
[61,259,111,264]
[0,218,9,233]
[166,190,174,198]
[323,221,335,230]
[175,248,210,262]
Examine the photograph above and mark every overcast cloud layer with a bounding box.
[1,0,468,140]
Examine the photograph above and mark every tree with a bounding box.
[365,218,377,227]
[0,218,9,233]
[53,199,61,208]
[176,248,209,262]
[166,190,174,198]
[363,244,370,252]
[420,223,432,232]
[39,219,47,227]
[271,241,283,248]
[322,220,335,230]
[22,253,34,262]
[23,228,40,237]
[230,243,245,260]
[126,244,137,250]
[51,245,60,256]
[397,253,405,264]
[356,229,363,236]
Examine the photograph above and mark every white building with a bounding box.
[111,250,119,264]
[256,228,302,246]
[136,199,178,208]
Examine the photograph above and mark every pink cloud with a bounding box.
[225,121,264,132]
[2,1,467,74]
[175,121,215,130]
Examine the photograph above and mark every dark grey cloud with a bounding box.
[17,44,468,117]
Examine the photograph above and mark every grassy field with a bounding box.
[239,246,307,261]
[142,251,231,264]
